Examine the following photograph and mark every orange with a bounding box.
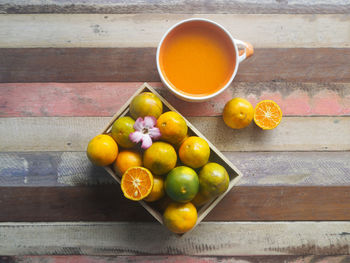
[111,116,136,148]
[223,98,254,129]
[87,134,118,166]
[179,136,210,169]
[156,111,188,145]
[173,133,189,150]
[143,142,177,176]
[120,166,153,201]
[254,100,282,130]
[165,166,199,203]
[163,202,197,234]
[144,175,165,202]
[113,150,143,175]
[192,191,211,207]
[198,162,229,198]
[129,92,163,119]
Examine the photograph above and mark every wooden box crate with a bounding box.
[101,82,243,232]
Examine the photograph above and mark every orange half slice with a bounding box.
[254,100,282,130]
[121,167,154,201]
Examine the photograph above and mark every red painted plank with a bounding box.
[1,82,349,117]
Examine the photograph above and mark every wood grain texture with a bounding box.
[1,117,349,152]
[1,82,350,117]
[1,152,350,187]
[0,186,350,221]
[1,48,350,83]
[0,222,349,255]
[0,0,349,14]
[1,255,349,263]
[1,14,349,48]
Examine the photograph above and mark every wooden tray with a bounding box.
[100,82,243,234]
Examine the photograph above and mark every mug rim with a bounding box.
[156,18,240,101]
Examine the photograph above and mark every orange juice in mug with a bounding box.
[157,18,253,102]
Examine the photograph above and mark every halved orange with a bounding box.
[254,100,282,130]
[121,167,154,201]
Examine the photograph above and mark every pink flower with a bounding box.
[129,116,161,149]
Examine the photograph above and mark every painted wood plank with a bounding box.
[1,48,350,83]
[1,14,349,48]
[0,117,349,152]
[0,222,349,255]
[0,186,350,221]
[0,0,349,14]
[1,82,350,117]
[1,255,349,263]
[1,152,350,187]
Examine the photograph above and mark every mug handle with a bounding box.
[235,39,254,63]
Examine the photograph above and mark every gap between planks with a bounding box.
[0,116,349,152]
[1,152,350,187]
[1,82,350,117]
[0,14,349,48]
[0,222,349,255]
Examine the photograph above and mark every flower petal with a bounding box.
[143,116,157,128]
[141,135,153,149]
[148,127,161,140]
[133,117,145,131]
[129,131,143,143]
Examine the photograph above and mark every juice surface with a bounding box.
[159,21,236,96]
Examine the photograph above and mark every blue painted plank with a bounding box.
[0,152,349,186]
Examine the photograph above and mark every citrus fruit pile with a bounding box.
[87,91,231,234]
[223,98,282,130]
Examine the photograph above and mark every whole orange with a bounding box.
[129,92,163,119]
[144,175,165,202]
[87,134,119,166]
[156,111,188,145]
[143,141,177,175]
[163,202,197,234]
[223,97,254,129]
[179,136,210,168]
[113,150,143,175]
[111,116,136,148]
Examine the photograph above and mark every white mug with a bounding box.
[156,18,254,102]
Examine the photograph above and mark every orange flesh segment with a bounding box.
[254,100,282,129]
[121,167,153,200]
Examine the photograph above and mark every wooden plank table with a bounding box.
[0,1,350,262]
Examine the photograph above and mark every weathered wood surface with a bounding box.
[0,222,350,255]
[2,255,350,263]
[1,152,349,187]
[0,186,349,221]
[1,48,350,83]
[1,0,349,14]
[0,0,349,257]
[1,82,350,117]
[1,14,349,48]
[1,117,349,152]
